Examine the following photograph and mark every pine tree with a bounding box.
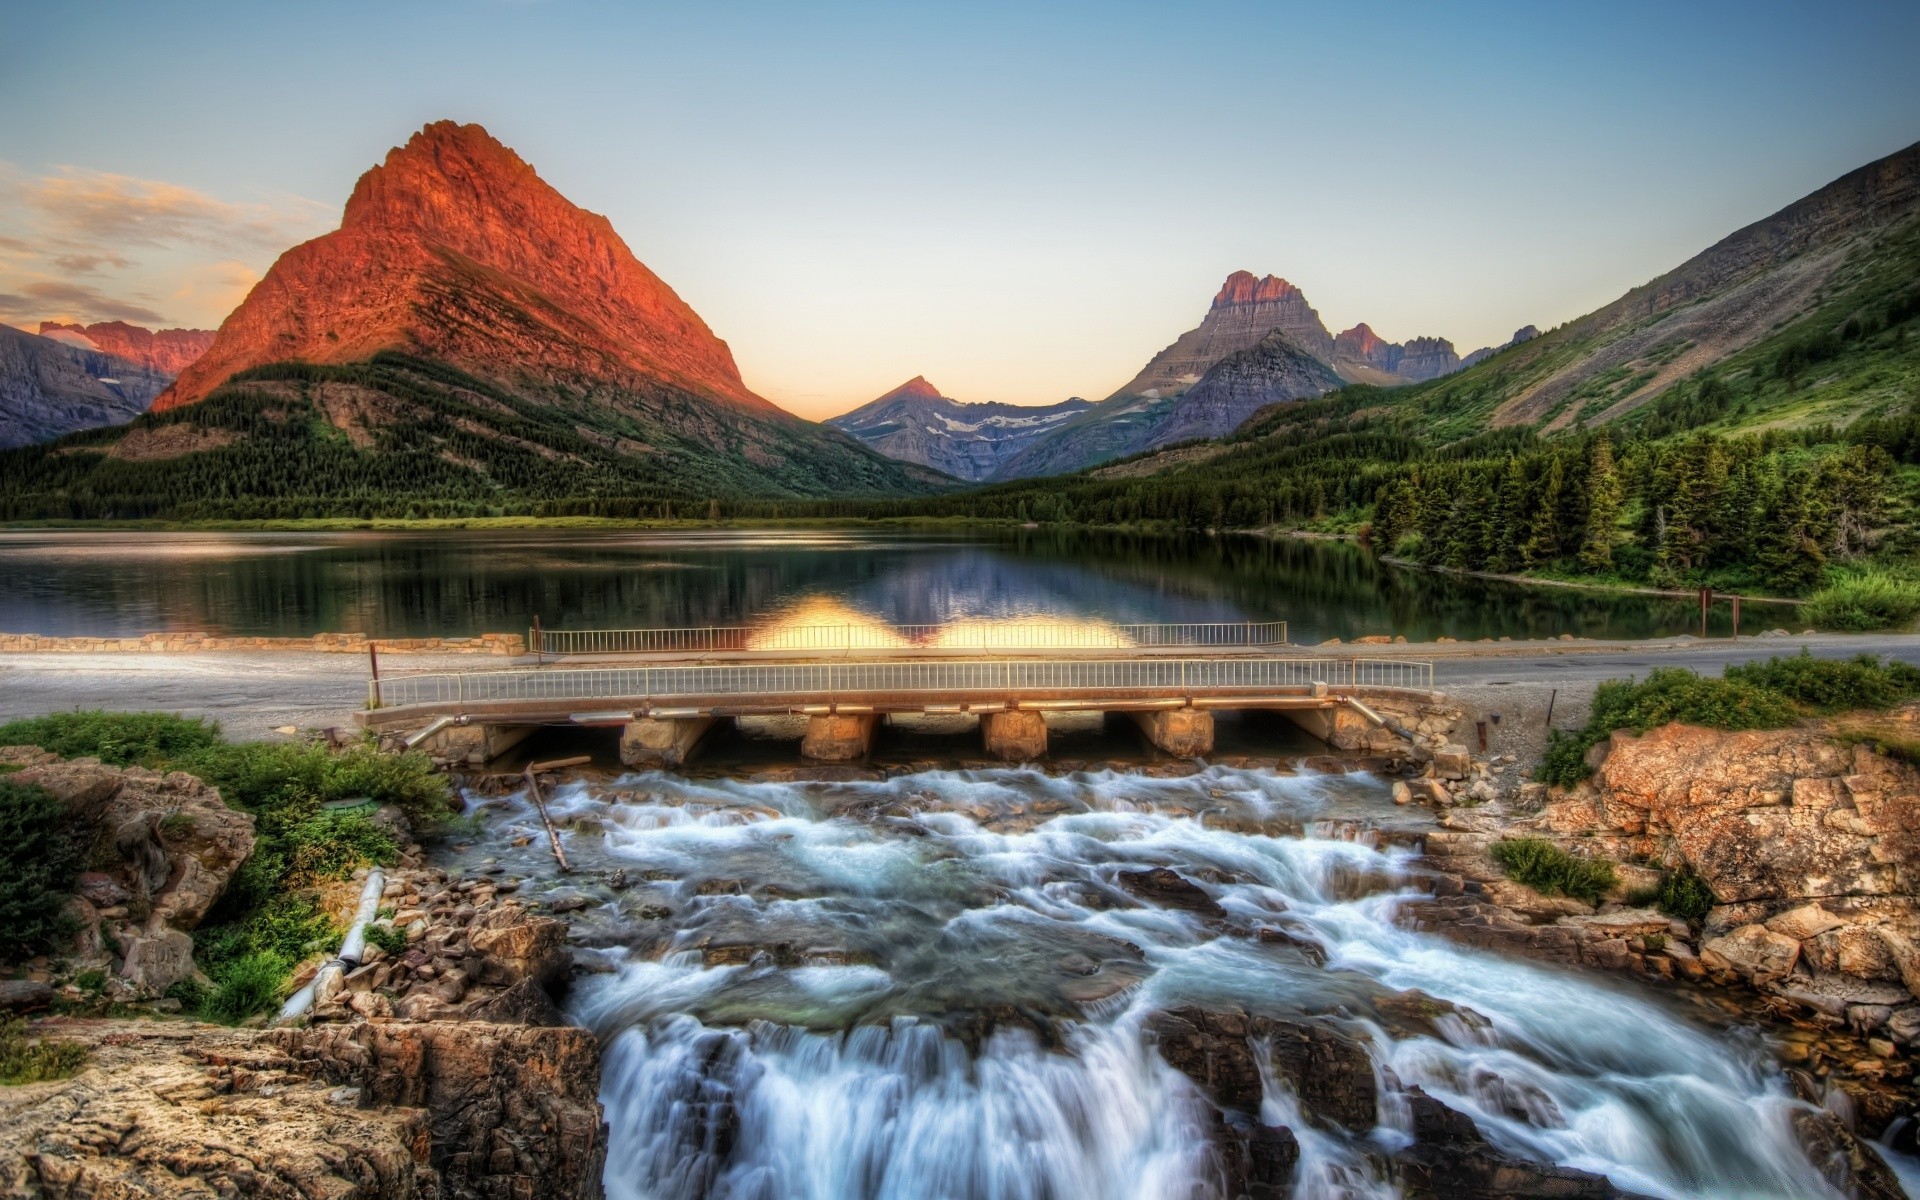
[1488,456,1528,573]
[1520,455,1565,568]
[1579,434,1620,573]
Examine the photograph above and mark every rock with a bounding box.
[1766,903,1848,942]
[72,872,131,908]
[116,927,197,995]
[1399,1088,1636,1198]
[1147,1006,1376,1131]
[1702,924,1801,983]
[466,906,569,989]
[1433,744,1472,780]
[0,979,54,1011]
[1116,868,1227,919]
[1792,1109,1907,1200]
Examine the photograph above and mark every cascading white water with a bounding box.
[473,765,1867,1199]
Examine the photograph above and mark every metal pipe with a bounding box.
[274,867,387,1025]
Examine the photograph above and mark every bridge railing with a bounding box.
[369,655,1431,710]
[530,620,1288,657]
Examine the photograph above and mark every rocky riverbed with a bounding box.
[8,702,1920,1198]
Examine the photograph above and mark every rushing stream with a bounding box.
[459,764,1852,1199]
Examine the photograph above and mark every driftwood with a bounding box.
[521,756,590,872]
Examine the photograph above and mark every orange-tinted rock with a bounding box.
[38,321,214,377]
[157,120,772,416]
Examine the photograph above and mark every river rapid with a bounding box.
[448,759,1865,1200]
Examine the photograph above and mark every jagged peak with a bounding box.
[1335,323,1389,355]
[1213,271,1302,308]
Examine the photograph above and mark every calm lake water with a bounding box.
[0,527,1787,641]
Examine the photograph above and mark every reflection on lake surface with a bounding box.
[0,527,1788,641]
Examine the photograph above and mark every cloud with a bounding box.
[0,236,32,254]
[0,281,166,325]
[51,252,135,273]
[24,167,330,252]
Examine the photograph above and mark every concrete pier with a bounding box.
[802,713,878,761]
[619,716,717,768]
[1131,708,1214,757]
[432,722,534,766]
[981,709,1048,761]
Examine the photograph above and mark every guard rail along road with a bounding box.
[531,620,1289,657]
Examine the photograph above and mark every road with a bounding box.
[0,633,1912,744]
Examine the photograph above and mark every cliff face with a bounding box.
[157,120,769,417]
[0,324,171,449]
[38,321,214,377]
[827,377,1091,482]
[1148,330,1344,447]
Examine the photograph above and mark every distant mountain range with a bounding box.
[834,272,1534,480]
[0,324,191,450]
[1,121,942,517]
[827,377,1092,482]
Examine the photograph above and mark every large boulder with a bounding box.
[1398,1087,1641,1199]
[1146,1006,1377,1131]
[4,754,256,998]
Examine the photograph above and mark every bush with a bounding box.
[1490,838,1618,905]
[1725,651,1920,714]
[199,951,292,1024]
[364,922,409,957]
[282,810,398,884]
[1656,866,1716,923]
[0,711,220,767]
[1806,573,1920,631]
[1538,669,1798,786]
[0,780,84,963]
[0,1016,87,1084]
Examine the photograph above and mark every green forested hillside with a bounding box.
[0,353,949,521]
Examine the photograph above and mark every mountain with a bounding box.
[0,325,172,450]
[0,120,941,518]
[38,322,214,377]
[1147,330,1345,448]
[990,272,1480,478]
[1458,325,1540,371]
[827,377,1091,482]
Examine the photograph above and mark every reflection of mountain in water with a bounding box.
[830,545,1250,628]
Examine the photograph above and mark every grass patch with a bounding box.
[0,780,85,963]
[1490,837,1618,904]
[0,1016,87,1084]
[364,922,409,957]
[1656,865,1717,923]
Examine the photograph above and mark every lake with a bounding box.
[0,527,1788,641]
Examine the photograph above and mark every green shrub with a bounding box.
[0,780,84,963]
[364,922,408,957]
[0,711,219,767]
[1725,651,1920,713]
[1490,837,1618,904]
[1538,669,1798,786]
[199,951,292,1024]
[1656,865,1717,923]
[0,1016,88,1084]
[1805,573,1920,631]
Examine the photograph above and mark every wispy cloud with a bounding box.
[51,252,136,273]
[0,280,167,325]
[0,161,327,331]
[22,167,329,252]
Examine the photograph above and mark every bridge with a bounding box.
[362,622,1439,767]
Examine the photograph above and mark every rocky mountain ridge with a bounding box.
[828,377,1092,481]
[38,321,214,377]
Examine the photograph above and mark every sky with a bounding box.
[3,1,1917,420]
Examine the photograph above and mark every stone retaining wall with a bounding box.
[0,630,527,655]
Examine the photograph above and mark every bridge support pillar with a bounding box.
[1278,704,1375,749]
[981,710,1047,761]
[433,723,534,766]
[620,716,715,768]
[1131,708,1214,758]
[802,713,877,762]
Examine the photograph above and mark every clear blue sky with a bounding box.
[3,0,1916,418]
